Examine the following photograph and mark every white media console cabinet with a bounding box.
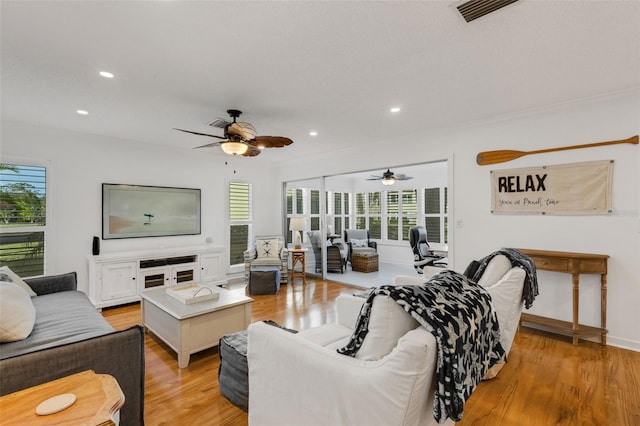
[87,245,227,309]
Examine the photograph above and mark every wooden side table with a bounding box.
[289,248,307,284]
[0,370,124,425]
[518,248,609,345]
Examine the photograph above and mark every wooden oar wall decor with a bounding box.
[476,135,638,166]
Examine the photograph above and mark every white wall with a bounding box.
[2,91,638,351]
[280,91,640,351]
[0,121,282,292]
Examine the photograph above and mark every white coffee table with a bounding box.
[140,284,253,368]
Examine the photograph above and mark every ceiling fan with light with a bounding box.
[174,109,293,157]
[367,169,413,185]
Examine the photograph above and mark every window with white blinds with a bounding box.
[0,163,48,277]
[229,182,251,266]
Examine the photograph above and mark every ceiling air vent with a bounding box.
[456,0,520,23]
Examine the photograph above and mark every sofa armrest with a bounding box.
[368,241,378,250]
[24,272,77,296]
[248,322,439,426]
[0,325,145,426]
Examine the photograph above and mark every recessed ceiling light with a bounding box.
[309,131,318,136]
[99,71,114,78]
[76,110,89,115]
[390,107,401,113]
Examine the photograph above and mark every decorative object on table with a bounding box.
[165,283,219,304]
[366,169,413,186]
[289,217,304,249]
[476,135,638,165]
[174,109,293,157]
[491,160,613,215]
[36,393,77,415]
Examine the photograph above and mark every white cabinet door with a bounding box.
[101,262,137,301]
[199,253,223,283]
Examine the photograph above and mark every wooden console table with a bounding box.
[518,248,609,345]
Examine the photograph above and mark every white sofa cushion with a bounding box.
[484,267,525,354]
[0,266,36,297]
[356,295,420,360]
[0,281,36,342]
[477,255,511,287]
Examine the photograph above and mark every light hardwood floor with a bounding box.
[102,277,640,426]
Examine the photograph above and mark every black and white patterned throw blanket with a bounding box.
[337,270,505,423]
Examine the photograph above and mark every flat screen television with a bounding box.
[102,183,201,239]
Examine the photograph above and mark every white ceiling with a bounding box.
[2,1,639,165]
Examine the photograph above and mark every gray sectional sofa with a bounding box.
[0,272,145,425]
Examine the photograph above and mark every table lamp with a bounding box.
[289,217,304,249]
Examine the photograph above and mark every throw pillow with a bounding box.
[0,266,37,297]
[350,238,367,248]
[0,281,36,342]
[256,239,279,259]
[477,255,511,287]
[356,295,420,361]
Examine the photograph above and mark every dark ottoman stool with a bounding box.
[218,330,249,411]
[248,266,281,295]
[218,322,297,411]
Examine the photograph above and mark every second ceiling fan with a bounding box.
[367,169,413,185]
[174,109,293,157]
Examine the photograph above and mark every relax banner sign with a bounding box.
[491,160,613,215]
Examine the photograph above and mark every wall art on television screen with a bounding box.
[102,183,201,239]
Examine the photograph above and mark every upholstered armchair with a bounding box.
[247,254,528,425]
[243,235,288,285]
[307,231,345,273]
[343,229,377,264]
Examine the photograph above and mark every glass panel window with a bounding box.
[356,216,366,229]
[355,193,366,215]
[368,192,381,214]
[286,188,293,214]
[369,217,381,239]
[386,217,399,240]
[426,217,441,243]
[0,163,47,277]
[311,190,320,215]
[401,190,417,241]
[296,189,304,214]
[334,217,342,236]
[229,182,251,266]
[386,191,399,240]
[423,187,447,244]
[425,188,440,214]
[334,193,342,215]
